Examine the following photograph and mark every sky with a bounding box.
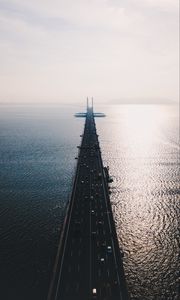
[0,0,179,104]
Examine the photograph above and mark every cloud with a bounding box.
[134,0,179,11]
[0,0,179,103]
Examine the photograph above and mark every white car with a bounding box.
[107,246,112,253]
[92,288,97,298]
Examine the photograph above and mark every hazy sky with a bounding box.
[0,0,179,103]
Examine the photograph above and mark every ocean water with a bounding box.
[0,103,179,300]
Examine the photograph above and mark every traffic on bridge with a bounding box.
[47,99,129,300]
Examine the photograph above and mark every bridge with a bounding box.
[47,99,129,300]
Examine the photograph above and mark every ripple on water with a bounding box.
[96,104,179,299]
[0,104,179,300]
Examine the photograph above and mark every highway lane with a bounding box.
[48,108,128,300]
[89,117,124,299]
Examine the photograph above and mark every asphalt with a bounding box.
[47,108,129,300]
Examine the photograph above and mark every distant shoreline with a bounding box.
[0,100,178,106]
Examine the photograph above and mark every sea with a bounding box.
[0,103,179,300]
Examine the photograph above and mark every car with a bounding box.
[91,231,96,239]
[98,221,103,226]
[107,246,112,253]
[92,288,97,298]
[100,257,105,263]
[91,210,95,215]
[98,172,102,179]
[100,242,106,252]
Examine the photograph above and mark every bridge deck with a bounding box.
[48,107,128,300]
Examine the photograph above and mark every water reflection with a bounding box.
[0,104,178,300]
[96,105,179,299]
[0,104,84,300]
